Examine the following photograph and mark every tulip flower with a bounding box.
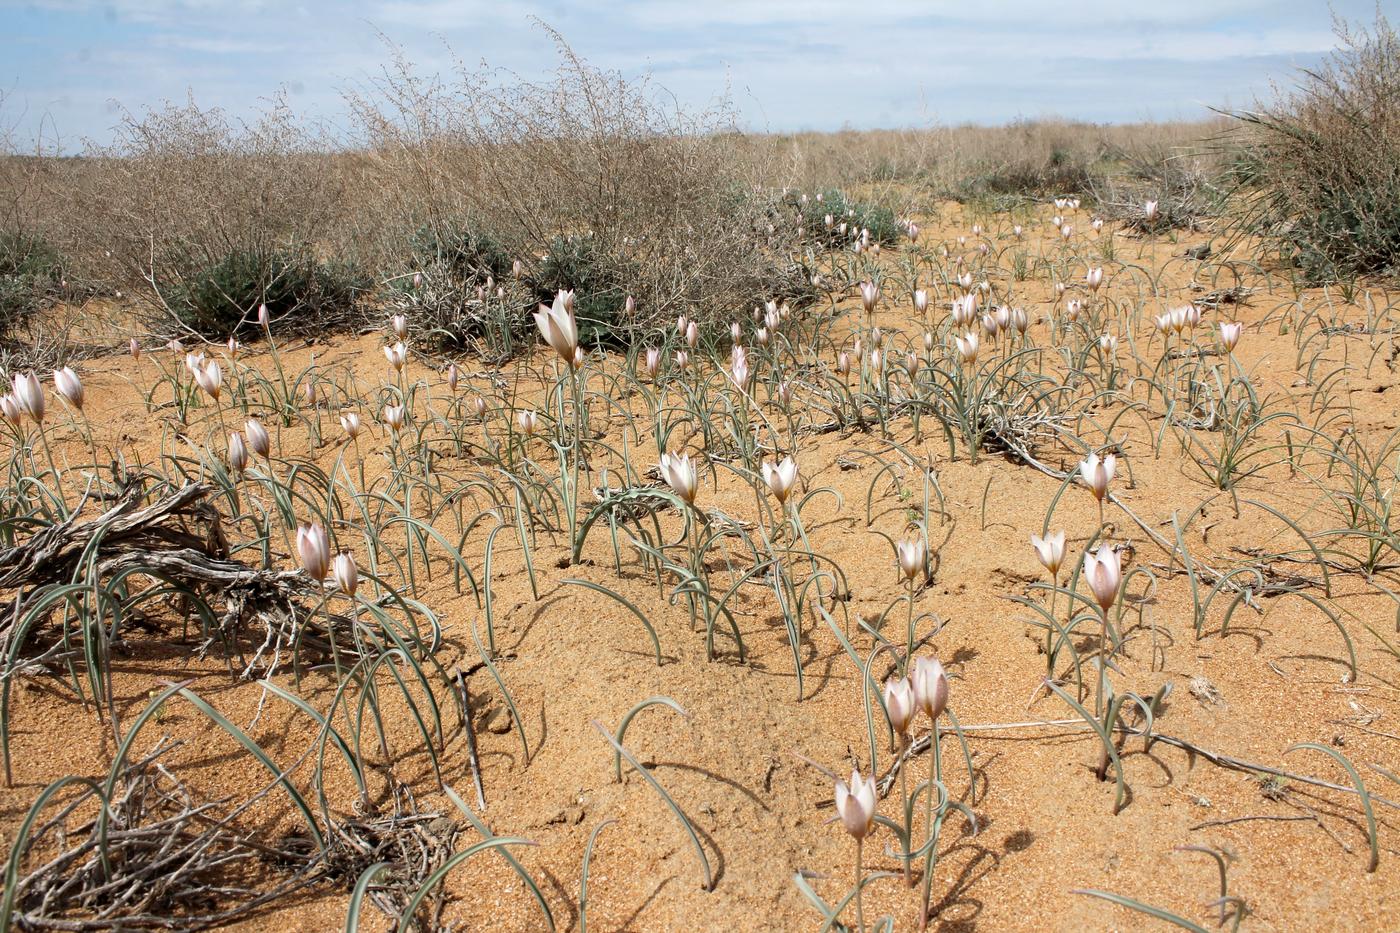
[533,290,579,366]
[913,289,928,315]
[1086,267,1103,291]
[1079,451,1116,505]
[1031,530,1067,578]
[471,396,488,419]
[13,372,44,423]
[729,345,751,391]
[1144,199,1159,223]
[129,338,142,361]
[0,394,19,425]
[954,331,979,364]
[836,351,851,377]
[296,521,330,582]
[685,321,699,349]
[1083,544,1121,613]
[245,418,270,458]
[258,303,269,327]
[340,412,362,439]
[762,455,798,504]
[674,350,689,370]
[912,655,949,722]
[859,280,879,314]
[659,451,698,504]
[332,551,358,596]
[644,347,662,379]
[193,360,222,400]
[884,675,916,738]
[227,431,248,473]
[835,769,877,841]
[897,535,926,582]
[391,314,408,340]
[53,367,83,410]
[515,409,538,436]
[384,342,408,372]
[1220,321,1242,353]
[383,404,406,432]
[446,363,460,392]
[624,295,636,317]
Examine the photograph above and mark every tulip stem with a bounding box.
[853,837,865,933]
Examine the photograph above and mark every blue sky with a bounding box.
[0,0,1386,148]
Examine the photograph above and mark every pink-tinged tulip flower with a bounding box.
[470,396,488,419]
[954,331,979,364]
[777,380,792,407]
[732,320,744,342]
[1011,307,1030,335]
[332,551,358,596]
[1153,313,1173,335]
[512,259,523,279]
[913,289,928,315]
[1086,267,1104,291]
[981,313,998,340]
[446,363,460,392]
[897,535,927,582]
[1143,199,1159,222]
[384,342,408,371]
[226,336,240,358]
[1066,299,1083,322]
[383,404,406,432]
[1079,451,1116,502]
[659,452,698,504]
[729,345,751,391]
[1098,334,1118,352]
[755,327,770,347]
[1092,217,1104,232]
[340,412,362,439]
[572,346,585,370]
[859,280,879,314]
[1031,531,1067,577]
[1083,545,1121,612]
[836,351,851,377]
[533,290,579,365]
[923,331,935,352]
[412,271,422,289]
[245,418,270,458]
[53,367,83,410]
[296,522,331,582]
[1220,322,1242,352]
[685,321,699,349]
[129,338,142,361]
[674,350,689,371]
[1060,223,1073,240]
[184,352,205,374]
[676,314,688,335]
[884,676,916,737]
[13,372,44,423]
[391,314,408,340]
[258,303,269,327]
[624,295,636,316]
[912,655,949,721]
[762,455,798,504]
[193,361,222,400]
[515,409,538,436]
[228,432,248,473]
[0,394,19,424]
[834,769,877,840]
[644,348,662,379]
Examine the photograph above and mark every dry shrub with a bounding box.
[344,29,811,343]
[1088,146,1228,233]
[66,96,363,338]
[1228,12,1400,280]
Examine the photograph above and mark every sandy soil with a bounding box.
[3,201,1398,932]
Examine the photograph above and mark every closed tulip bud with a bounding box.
[515,409,538,436]
[391,314,408,340]
[923,331,935,352]
[686,321,699,348]
[756,327,769,347]
[533,291,579,365]
[777,380,792,407]
[884,676,916,736]
[446,363,460,392]
[624,295,636,316]
[677,315,688,335]
[228,431,248,473]
[471,395,488,418]
[659,451,698,504]
[245,418,270,458]
[13,372,44,422]
[1031,530,1067,577]
[1011,307,1029,335]
[1220,321,1242,352]
[226,336,241,358]
[869,348,883,371]
[859,280,879,313]
[194,361,222,400]
[572,346,585,370]
[412,271,422,289]
[296,522,331,582]
[384,342,408,371]
[897,535,926,582]
[258,303,269,327]
[332,551,358,596]
[1083,544,1122,612]
[913,289,928,315]
[836,351,851,376]
[53,367,83,410]
[1079,451,1116,502]
[762,455,798,503]
[912,655,949,721]
[871,327,883,348]
[129,338,142,360]
[303,379,318,407]
[907,221,920,241]
[644,347,662,379]
[834,769,878,840]
[512,258,523,279]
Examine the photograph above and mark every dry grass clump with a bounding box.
[345,31,813,342]
[1228,12,1400,280]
